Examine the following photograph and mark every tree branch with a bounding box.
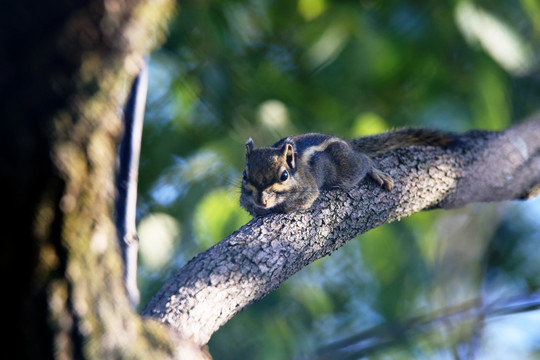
[141,117,540,346]
[315,290,540,359]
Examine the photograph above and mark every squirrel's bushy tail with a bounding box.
[349,128,457,156]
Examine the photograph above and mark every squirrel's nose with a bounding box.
[258,194,268,207]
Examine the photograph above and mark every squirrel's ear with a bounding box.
[282,142,295,169]
[245,138,254,155]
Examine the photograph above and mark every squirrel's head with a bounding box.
[240,138,299,215]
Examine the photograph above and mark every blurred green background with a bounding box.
[135,0,540,358]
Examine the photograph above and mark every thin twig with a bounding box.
[115,57,149,308]
[315,291,540,359]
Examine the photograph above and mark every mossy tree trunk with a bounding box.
[1,0,206,358]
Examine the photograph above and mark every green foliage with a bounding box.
[194,187,251,250]
[137,0,540,358]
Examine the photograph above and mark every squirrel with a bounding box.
[240,129,456,216]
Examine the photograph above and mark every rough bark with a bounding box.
[141,117,540,346]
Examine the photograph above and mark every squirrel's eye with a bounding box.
[280,170,289,182]
[242,170,248,181]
